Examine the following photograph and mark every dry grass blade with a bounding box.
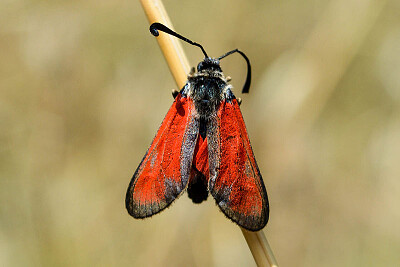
[139,0,278,266]
[139,0,190,88]
[242,229,278,267]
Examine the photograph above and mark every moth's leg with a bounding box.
[188,67,196,77]
[171,89,179,99]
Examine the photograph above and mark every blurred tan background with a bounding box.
[1,0,400,266]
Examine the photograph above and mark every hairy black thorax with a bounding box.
[182,66,233,119]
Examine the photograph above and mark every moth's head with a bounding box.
[150,23,251,93]
[197,58,222,73]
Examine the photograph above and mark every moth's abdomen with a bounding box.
[188,168,209,203]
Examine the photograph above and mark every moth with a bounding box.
[125,23,269,231]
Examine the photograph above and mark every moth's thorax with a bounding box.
[183,69,233,118]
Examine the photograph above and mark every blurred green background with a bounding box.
[1,0,400,266]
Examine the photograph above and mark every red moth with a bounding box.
[126,23,269,231]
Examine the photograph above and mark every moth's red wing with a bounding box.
[193,135,209,178]
[187,135,210,203]
[126,94,199,218]
[207,99,269,231]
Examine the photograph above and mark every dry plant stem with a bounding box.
[139,0,278,266]
[242,229,278,267]
[139,0,190,88]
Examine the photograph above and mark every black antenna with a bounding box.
[218,49,251,94]
[150,23,208,58]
